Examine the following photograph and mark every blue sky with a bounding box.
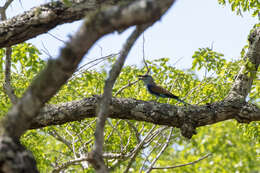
[4,0,258,71]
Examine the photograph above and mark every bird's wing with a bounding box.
[148,84,179,99]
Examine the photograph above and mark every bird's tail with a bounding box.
[176,98,190,105]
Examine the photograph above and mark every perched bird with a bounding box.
[138,74,189,105]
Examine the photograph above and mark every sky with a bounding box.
[3,0,259,71]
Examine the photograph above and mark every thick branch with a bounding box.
[31,97,260,137]
[0,0,118,48]
[226,27,260,101]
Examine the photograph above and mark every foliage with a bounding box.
[0,1,259,171]
[218,0,260,17]
[0,41,259,172]
[0,43,45,116]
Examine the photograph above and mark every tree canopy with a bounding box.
[0,0,259,172]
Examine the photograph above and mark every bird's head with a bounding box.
[138,75,155,85]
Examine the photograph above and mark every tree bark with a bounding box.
[31,96,260,137]
[0,0,124,48]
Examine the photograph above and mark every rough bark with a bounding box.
[0,136,38,173]
[226,28,260,101]
[31,96,260,137]
[0,0,125,48]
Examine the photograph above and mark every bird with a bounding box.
[138,74,189,105]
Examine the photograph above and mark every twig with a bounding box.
[48,32,67,44]
[41,41,54,59]
[173,57,183,66]
[122,131,132,153]
[139,134,164,172]
[142,32,150,74]
[65,127,78,159]
[125,120,141,143]
[144,126,168,146]
[105,120,122,145]
[146,127,173,173]
[52,157,89,173]
[49,129,73,152]
[70,53,118,81]
[76,53,119,73]
[97,44,103,57]
[152,153,212,170]
[53,150,136,173]
[142,33,145,61]
[123,125,156,173]
[182,72,216,101]
[115,80,139,96]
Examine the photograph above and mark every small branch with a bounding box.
[105,120,122,144]
[3,0,14,10]
[139,134,164,172]
[123,125,156,173]
[53,151,134,173]
[49,129,73,152]
[65,127,78,159]
[0,1,18,104]
[141,33,151,74]
[71,53,118,81]
[152,153,212,170]
[144,127,168,146]
[146,127,173,173]
[115,80,139,96]
[3,47,18,104]
[52,157,89,173]
[47,32,67,44]
[0,0,14,20]
[125,120,141,143]
[89,24,151,172]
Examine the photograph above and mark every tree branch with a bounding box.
[152,153,212,170]
[226,28,260,101]
[3,47,18,104]
[88,24,152,172]
[145,127,173,173]
[0,0,14,20]
[115,80,139,96]
[123,125,156,173]
[30,96,260,138]
[0,1,18,104]
[0,0,113,48]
